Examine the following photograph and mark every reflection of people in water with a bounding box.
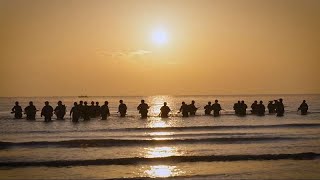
[212,100,222,117]
[100,101,110,120]
[188,100,198,116]
[25,101,37,120]
[54,101,66,120]
[276,98,285,117]
[137,100,149,118]
[179,101,189,117]
[204,101,212,115]
[70,102,80,122]
[160,102,171,118]
[12,101,23,119]
[257,101,265,116]
[118,100,127,117]
[41,101,53,122]
[298,100,308,115]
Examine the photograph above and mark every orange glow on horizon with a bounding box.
[1,0,319,96]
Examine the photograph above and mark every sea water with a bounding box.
[0,95,319,179]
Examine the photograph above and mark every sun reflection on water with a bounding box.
[139,96,184,178]
[148,131,173,136]
[144,95,177,128]
[147,95,174,116]
[147,131,174,140]
[145,146,181,158]
[144,165,182,178]
[147,119,170,128]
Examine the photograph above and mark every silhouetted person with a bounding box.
[188,100,198,116]
[274,100,279,108]
[41,101,53,122]
[257,101,265,116]
[239,100,247,116]
[204,101,212,115]
[24,101,37,120]
[212,100,222,117]
[251,100,258,114]
[298,100,308,115]
[70,102,80,122]
[233,101,241,115]
[118,100,127,117]
[90,101,96,118]
[95,102,100,117]
[160,102,171,118]
[54,101,66,120]
[83,101,90,120]
[11,101,23,119]
[100,101,110,120]
[276,98,285,117]
[78,101,84,119]
[267,101,275,114]
[179,101,189,117]
[137,100,149,118]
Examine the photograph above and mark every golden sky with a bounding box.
[0,0,319,96]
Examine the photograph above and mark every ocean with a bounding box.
[0,95,320,179]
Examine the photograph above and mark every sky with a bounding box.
[0,0,319,97]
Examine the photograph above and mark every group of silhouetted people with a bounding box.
[11,99,310,121]
[233,100,268,116]
[11,100,127,122]
[69,100,128,122]
[69,101,109,122]
[232,98,308,117]
[203,100,223,117]
[12,101,66,121]
[233,99,285,116]
[266,99,285,116]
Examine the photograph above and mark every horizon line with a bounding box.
[1,93,320,98]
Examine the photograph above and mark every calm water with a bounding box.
[0,95,320,179]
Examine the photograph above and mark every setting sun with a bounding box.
[151,28,168,46]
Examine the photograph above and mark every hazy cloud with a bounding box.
[97,49,152,59]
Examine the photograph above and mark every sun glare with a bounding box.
[145,165,175,178]
[141,164,185,178]
[145,146,179,158]
[151,28,168,45]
